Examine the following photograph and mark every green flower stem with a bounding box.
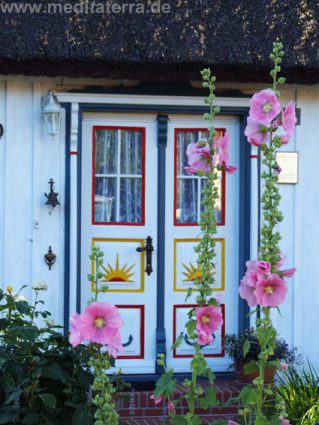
[90,348,119,425]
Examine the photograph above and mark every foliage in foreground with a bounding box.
[0,285,94,425]
[276,363,319,425]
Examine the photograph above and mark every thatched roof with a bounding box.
[0,0,318,83]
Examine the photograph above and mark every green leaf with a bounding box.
[21,413,40,424]
[200,387,218,409]
[45,363,66,382]
[209,421,227,425]
[0,410,18,424]
[172,332,184,349]
[72,409,90,425]
[39,393,57,409]
[172,417,188,425]
[243,340,250,358]
[15,301,29,314]
[238,386,258,404]
[243,360,259,375]
[154,372,176,397]
[254,415,269,425]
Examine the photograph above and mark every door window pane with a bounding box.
[93,127,145,224]
[175,129,224,225]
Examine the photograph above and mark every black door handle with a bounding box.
[136,236,154,276]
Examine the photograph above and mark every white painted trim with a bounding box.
[56,92,249,108]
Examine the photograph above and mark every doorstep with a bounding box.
[117,380,242,424]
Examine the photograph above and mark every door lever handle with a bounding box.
[136,236,154,276]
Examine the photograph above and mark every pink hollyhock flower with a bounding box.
[245,117,270,146]
[150,394,163,405]
[239,281,258,306]
[69,313,84,347]
[108,332,123,358]
[255,274,288,307]
[246,259,271,279]
[168,401,175,414]
[80,302,123,345]
[241,269,258,288]
[282,101,297,137]
[185,141,211,174]
[196,305,223,345]
[276,253,296,278]
[280,419,290,425]
[214,134,237,173]
[281,362,289,371]
[198,330,214,345]
[249,89,281,125]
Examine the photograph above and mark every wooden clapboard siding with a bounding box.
[0,79,66,326]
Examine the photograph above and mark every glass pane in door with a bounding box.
[93,127,145,225]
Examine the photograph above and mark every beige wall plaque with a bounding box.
[276,152,298,184]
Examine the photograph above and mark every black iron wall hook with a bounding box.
[45,178,60,212]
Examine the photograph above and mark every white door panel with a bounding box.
[165,116,240,372]
[81,114,158,374]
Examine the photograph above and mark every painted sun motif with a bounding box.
[101,254,135,282]
[182,262,202,281]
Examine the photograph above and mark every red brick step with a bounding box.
[117,380,241,424]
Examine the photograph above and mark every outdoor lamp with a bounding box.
[41,91,61,139]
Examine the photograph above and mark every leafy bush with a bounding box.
[224,328,300,366]
[276,363,319,425]
[0,286,94,425]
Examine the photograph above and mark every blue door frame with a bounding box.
[62,100,251,380]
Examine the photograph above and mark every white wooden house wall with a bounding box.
[0,77,318,369]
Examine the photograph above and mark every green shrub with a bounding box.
[0,286,94,425]
[301,402,319,425]
[276,363,319,425]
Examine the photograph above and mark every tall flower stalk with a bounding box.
[153,69,236,424]
[69,246,123,425]
[238,41,297,425]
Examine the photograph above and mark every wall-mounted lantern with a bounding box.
[41,91,61,140]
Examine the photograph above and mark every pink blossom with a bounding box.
[108,332,124,358]
[276,253,296,278]
[281,362,289,371]
[249,89,281,125]
[196,305,223,345]
[168,401,175,414]
[228,421,240,425]
[280,419,290,425]
[150,394,163,405]
[215,134,237,173]
[197,331,214,345]
[80,302,123,345]
[69,313,84,347]
[255,274,288,307]
[246,260,271,279]
[282,101,297,137]
[245,117,270,146]
[185,141,211,174]
[241,269,258,288]
[239,281,258,306]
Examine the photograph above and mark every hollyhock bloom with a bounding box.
[255,274,288,307]
[198,330,214,345]
[276,253,296,278]
[108,332,124,358]
[241,269,258,288]
[245,117,270,146]
[273,165,282,175]
[282,101,297,137]
[239,281,258,306]
[246,259,271,279]
[150,394,163,405]
[214,134,237,173]
[281,362,289,371]
[168,401,176,414]
[80,302,123,345]
[69,313,84,347]
[280,419,290,425]
[249,89,281,125]
[185,141,211,174]
[196,305,223,345]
